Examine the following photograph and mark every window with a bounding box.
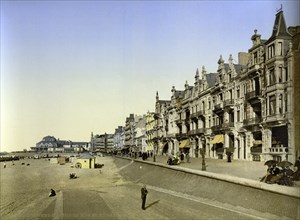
[278,42,282,56]
[279,94,283,114]
[268,44,275,59]
[237,88,240,98]
[269,68,276,85]
[285,95,288,112]
[269,95,276,115]
[253,52,258,64]
[279,66,283,82]
[237,110,240,122]
[285,67,288,81]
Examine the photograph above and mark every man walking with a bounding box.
[141,185,148,210]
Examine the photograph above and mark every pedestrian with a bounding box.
[49,189,56,197]
[186,153,190,163]
[4,162,6,168]
[141,185,148,210]
[180,152,184,161]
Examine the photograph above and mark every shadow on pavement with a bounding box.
[145,200,160,209]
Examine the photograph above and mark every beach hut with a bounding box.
[76,154,95,169]
[58,156,66,165]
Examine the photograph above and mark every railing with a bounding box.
[243,117,262,126]
[223,99,234,107]
[211,125,222,132]
[222,122,234,128]
[196,128,206,134]
[190,110,205,119]
[213,103,223,111]
[187,128,206,135]
[250,146,262,153]
[188,130,196,135]
[266,83,285,93]
[267,146,289,154]
[245,91,260,100]
[175,133,187,139]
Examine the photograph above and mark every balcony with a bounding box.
[211,125,223,132]
[267,146,289,155]
[266,83,285,93]
[213,103,223,113]
[190,110,205,120]
[196,128,206,134]
[243,117,262,127]
[223,99,234,108]
[245,91,261,105]
[175,133,187,140]
[250,145,262,154]
[175,117,182,125]
[187,130,196,136]
[184,117,190,124]
[187,128,206,136]
[222,122,235,129]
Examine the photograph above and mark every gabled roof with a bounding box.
[206,73,217,87]
[174,90,184,98]
[158,100,171,105]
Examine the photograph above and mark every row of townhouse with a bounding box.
[106,10,298,163]
[147,10,299,163]
[90,132,114,153]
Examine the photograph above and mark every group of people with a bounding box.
[180,152,190,163]
[260,157,300,186]
[166,152,191,165]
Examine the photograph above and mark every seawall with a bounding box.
[114,157,300,219]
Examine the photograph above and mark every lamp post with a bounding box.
[153,113,160,162]
[200,137,206,171]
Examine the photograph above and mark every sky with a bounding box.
[1,1,299,152]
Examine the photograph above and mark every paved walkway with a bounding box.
[135,155,270,181]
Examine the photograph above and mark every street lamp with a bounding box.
[153,113,160,162]
[200,137,206,171]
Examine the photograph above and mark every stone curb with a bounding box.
[116,156,300,199]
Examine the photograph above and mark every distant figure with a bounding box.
[295,157,300,170]
[186,153,190,163]
[180,152,185,161]
[3,163,6,168]
[49,189,56,197]
[141,185,148,210]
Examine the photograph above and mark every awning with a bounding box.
[210,135,224,144]
[179,139,190,148]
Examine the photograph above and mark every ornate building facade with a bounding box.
[152,10,299,163]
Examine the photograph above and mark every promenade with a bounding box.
[134,154,300,186]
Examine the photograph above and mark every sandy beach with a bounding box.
[0,157,125,219]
